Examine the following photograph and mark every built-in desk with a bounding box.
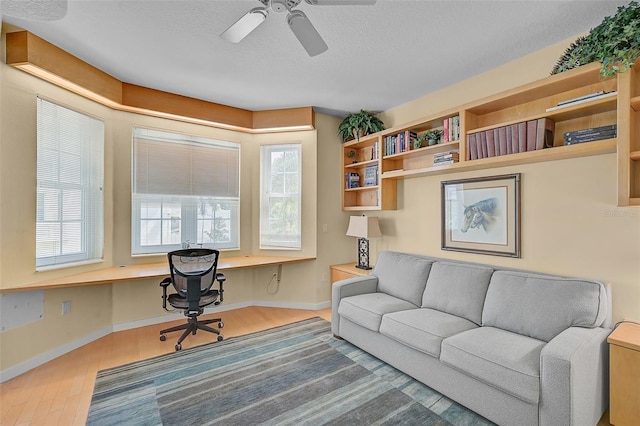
[0,255,315,293]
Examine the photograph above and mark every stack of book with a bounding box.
[564,124,617,145]
[384,130,418,156]
[345,172,360,189]
[467,118,554,160]
[433,150,459,166]
[443,116,460,143]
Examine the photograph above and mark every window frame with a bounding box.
[131,128,241,255]
[36,97,105,270]
[259,143,302,250]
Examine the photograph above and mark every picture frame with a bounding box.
[441,173,520,257]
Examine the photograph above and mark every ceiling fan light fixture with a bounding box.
[287,10,328,57]
[220,7,268,43]
[305,0,376,4]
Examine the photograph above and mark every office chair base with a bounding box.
[160,316,224,351]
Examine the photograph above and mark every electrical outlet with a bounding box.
[62,300,71,315]
[322,273,328,282]
[322,224,328,233]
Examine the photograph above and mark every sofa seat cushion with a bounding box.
[338,293,417,332]
[380,308,478,358]
[440,327,545,405]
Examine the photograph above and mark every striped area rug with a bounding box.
[88,317,493,425]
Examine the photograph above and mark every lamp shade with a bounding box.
[346,216,381,239]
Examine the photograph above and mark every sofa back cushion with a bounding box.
[373,251,434,306]
[482,270,609,342]
[421,262,494,325]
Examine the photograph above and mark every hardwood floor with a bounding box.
[0,306,331,426]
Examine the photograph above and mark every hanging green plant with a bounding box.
[551,1,640,77]
[337,110,385,143]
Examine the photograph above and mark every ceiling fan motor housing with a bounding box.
[268,0,302,13]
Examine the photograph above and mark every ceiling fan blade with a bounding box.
[305,0,376,5]
[220,7,268,43]
[287,10,328,57]
[1,0,67,21]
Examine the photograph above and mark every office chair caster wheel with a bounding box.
[175,343,182,351]
[218,321,224,328]
[217,335,224,342]
[160,334,167,341]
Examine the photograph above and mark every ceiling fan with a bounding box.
[220,0,376,57]
[0,0,67,22]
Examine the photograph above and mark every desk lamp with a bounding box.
[346,215,381,270]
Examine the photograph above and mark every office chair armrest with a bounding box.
[216,273,226,303]
[159,277,172,311]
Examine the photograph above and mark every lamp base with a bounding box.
[356,237,372,270]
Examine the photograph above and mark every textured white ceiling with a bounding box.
[1,0,629,117]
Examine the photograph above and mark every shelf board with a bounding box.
[343,205,381,211]
[631,151,640,161]
[345,185,378,192]
[631,95,640,112]
[629,198,640,206]
[344,159,378,169]
[381,138,616,180]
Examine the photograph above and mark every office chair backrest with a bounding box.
[167,249,219,297]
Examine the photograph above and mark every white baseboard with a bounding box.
[0,325,112,383]
[0,300,331,383]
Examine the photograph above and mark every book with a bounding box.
[443,119,449,143]
[510,124,519,154]
[526,120,537,151]
[480,131,488,158]
[536,118,555,150]
[498,126,508,155]
[364,165,378,186]
[483,131,493,158]
[486,130,495,156]
[468,134,478,160]
[518,122,527,153]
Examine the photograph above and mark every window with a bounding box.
[132,128,240,254]
[36,98,104,269]
[260,144,301,249]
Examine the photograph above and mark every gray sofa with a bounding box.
[331,251,611,426]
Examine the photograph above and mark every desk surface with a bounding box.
[0,255,315,293]
[608,322,640,351]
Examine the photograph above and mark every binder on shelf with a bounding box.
[526,120,537,151]
[517,122,527,153]
[536,118,555,149]
[468,134,478,160]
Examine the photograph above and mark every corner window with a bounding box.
[131,128,240,254]
[260,144,301,250]
[36,98,104,269]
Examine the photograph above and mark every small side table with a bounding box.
[607,322,640,426]
[329,262,372,284]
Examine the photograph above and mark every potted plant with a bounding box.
[337,110,385,143]
[551,1,640,77]
[425,129,444,146]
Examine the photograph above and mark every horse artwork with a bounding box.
[461,198,498,234]
[442,174,520,257]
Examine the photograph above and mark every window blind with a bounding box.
[36,98,104,269]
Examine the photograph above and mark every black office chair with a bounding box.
[159,248,226,351]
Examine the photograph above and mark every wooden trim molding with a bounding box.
[5,30,315,133]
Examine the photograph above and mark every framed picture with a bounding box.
[441,173,520,257]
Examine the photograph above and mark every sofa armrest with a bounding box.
[539,326,611,426]
[331,276,378,336]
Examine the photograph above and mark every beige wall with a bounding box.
[2,31,638,374]
[0,51,353,371]
[375,35,640,324]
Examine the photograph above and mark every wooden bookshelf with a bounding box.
[341,61,640,210]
